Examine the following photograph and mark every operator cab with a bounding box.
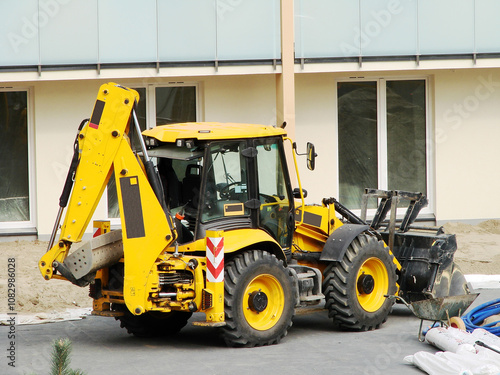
[148,136,295,249]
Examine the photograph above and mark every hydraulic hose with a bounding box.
[462,298,500,335]
[47,118,89,251]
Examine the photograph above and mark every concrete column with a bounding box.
[277,0,299,185]
[277,0,295,141]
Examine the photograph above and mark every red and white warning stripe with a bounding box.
[93,227,102,238]
[206,237,224,283]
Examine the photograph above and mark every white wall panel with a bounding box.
[98,0,157,63]
[40,0,98,65]
[418,0,474,55]
[0,0,39,66]
[216,0,280,60]
[5,0,500,68]
[475,0,500,53]
[158,0,216,62]
[360,0,417,57]
[295,0,360,58]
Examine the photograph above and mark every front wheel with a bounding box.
[323,233,397,331]
[221,250,295,347]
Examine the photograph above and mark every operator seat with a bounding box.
[157,158,181,208]
[182,164,202,206]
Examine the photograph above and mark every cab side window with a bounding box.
[255,140,291,247]
[201,141,249,222]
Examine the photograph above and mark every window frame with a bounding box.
[335,76,434,217]
[0,86,37,231]
[148,83,201,128]
[105,82,200,224]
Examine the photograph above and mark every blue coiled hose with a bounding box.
[462,298,500,335]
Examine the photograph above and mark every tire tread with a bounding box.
[322,234,397,331]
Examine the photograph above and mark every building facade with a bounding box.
[1,0,499,239]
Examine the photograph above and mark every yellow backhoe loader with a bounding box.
[39,83,468,347]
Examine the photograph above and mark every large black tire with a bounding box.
[322,233,397,331]
[114,305,192,337]
[221,250,295,347]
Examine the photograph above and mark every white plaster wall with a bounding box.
[295,73,338,205]
[294,68,500,223]
[30,74,278,238]
[203,74,277,125]
[33,80,108,238]
[15,67,500,240]
[433,69,500,222]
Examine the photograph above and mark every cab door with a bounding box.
[254,137,294,249]
[198,140,252,235]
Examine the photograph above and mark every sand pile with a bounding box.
[1,220,499,315]
[443,219,500,275]
[0,240,92,315]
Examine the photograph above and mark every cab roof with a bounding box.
[142,122,287,142]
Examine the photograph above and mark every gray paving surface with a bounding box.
[1,288,497,375]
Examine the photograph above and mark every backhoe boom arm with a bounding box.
[39,83,176,307]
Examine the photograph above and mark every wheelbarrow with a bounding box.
[387,293,479,341]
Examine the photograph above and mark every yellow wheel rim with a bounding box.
[243,274,284,331]
[356,257,389,313]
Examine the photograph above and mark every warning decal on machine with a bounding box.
[89,100,105,129]
[206,237,224,283]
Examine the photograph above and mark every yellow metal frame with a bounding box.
[144,122,286,142]
[113,137,175,315]
[39,82,177,317]
[93,220,110,236]
[40,81,403,330]
[40,83,141,280]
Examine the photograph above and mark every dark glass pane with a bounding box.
[135,87,147,130]
[107,176,120,219]
[386,80,427,196]
[0,91,29,222]
[338,82,378,209]
[156,87,196,125]
[129,87,147,151]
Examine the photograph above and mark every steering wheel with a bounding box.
[219,181,241,199]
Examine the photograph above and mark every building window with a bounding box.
[107,84,198,218]
[0,90,33,227]
[155,86,196,125]
[337,79,428,210]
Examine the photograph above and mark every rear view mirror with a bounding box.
[307,142,316,171]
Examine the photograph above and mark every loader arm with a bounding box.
[39,83,177,313]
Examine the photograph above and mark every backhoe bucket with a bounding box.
[356,189,469,303]
[57,230,124,286]
[382,230,469,302]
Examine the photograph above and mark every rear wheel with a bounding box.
[221,250,295,347]
[114,305,192,337]
[323,233,397,331]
